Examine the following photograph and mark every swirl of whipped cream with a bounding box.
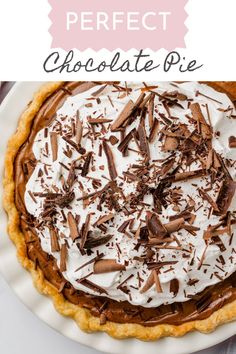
[25,82,236,308]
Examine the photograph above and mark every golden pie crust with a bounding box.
[3,82,236,340]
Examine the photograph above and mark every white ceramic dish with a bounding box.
[0,82,235,354]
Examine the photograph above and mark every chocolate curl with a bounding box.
[91,84,107,97]
[102,140,117,180]
[170,278,179,296]
[137,121,150,161]
[111,100,135,131]
[229,136,236,148]
[109,135,119,145]
[50,228,60,252]
[80,213,91,249]
[88,118,113,124]
[149,118,159,143]
[94,213,115,226]
[50,132,58,162]
[94,259,126,274]
[111,93,146,131]
[118,128,136,154]
[216,179,236,215]
[84,234,112,249]
[169,169,205,182]
[164,217,185,233]
[140,271,154,293]
[67,212,79,241]
[199,188,220,212]
[190,103,212,139]
[81,152,92,177]
[190,102,207,124]
[139,92,154,109]
[75,110,83,145]
[147,93,155,128]
[60,243,67,272]
[146,212,167,238]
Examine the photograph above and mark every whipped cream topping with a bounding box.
[24,82,236,308]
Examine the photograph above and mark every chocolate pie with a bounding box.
[4,81,236,340]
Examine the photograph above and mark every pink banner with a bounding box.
[49,0,188,51]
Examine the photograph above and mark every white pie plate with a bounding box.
[0,82,235,354]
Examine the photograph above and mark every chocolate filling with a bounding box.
[14,82,236,326]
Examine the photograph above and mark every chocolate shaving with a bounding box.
[62,136,82,154]
[169,211,195,222]
[50,132,58,162]
[190,103,208,124]
[147,93,155,128]
[162,90,188,102]
[60,243,67,272]
[80,213,91,249]
[75,111,83,145]
[78,278,108,295]
[118,220,131,233]
[140,271,154,293]
[111,93,145,131]
[164,169,205,182]
[66,162,77,188]
[137,121,150,161]
[160,157,175,176]
[199,188,219,212]
[146,212,167,238]
[190,103,212,139]
[148,118,159,143]
[50,228,60,252]
[94,259,126,274]
[117,128,136,153]
[164,218,185,234]
[94,213,115,226]
[84,234,112,249]
[91,84,107,97]
[102,140,117,180]
[183,224,200,235]
[88,118,113,124]
[196,90,222,105]
[109,135,119,145]
[81,152,92,177]
[170,278,179,296]
[229,136,236,148]
[216,179,236,214]
[111,100,135,131]
[67,212,79,241]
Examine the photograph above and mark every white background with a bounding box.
[0,0,236,80]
